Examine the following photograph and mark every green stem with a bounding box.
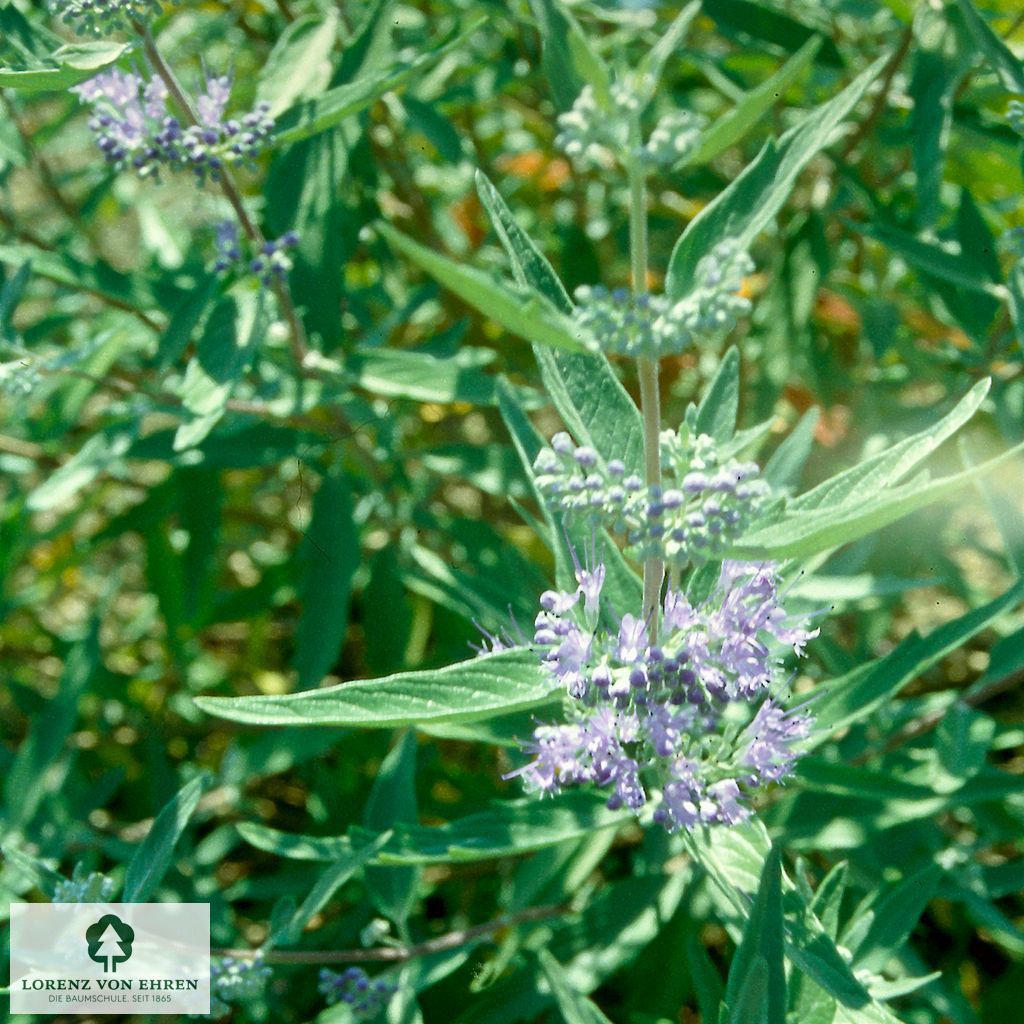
[629,156,663,636]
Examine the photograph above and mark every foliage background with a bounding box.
[1,0,1024,1021]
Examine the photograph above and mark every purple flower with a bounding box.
[616,614,648,663]
[319,967,396,1018]
[740,700,811,785]
[511,554,820,831]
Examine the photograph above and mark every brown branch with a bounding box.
[213,903,569,964]
[841,26,913,161]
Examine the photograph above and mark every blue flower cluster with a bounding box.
[50,0,162,34]
[52,866,116,903]
[509,560,817,830]
[532,429,770,567]
[319,967,397,1019]
[201,955,271,1018]
[214,221,299,285]
[555,82,706,170]
[574,240,753,357]
[73,71,274,182]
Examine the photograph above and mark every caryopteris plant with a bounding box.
[4,0,1024,1021]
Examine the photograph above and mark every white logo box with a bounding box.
[10,902,210,1015]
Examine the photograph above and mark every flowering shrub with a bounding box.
[2,0,1024,1022]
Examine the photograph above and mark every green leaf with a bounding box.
[701,0,844,66]
[122,773,210,902]
[764,408,819,489]
[734,438,1024,561]
[363,732,420,924]
[293,471,359,688]
[348,347,506,406]
[268,831,392,947]
[790,379,990,512]
[844,864,943,973]
[474,170,644,477]
[724,846,786,1024]
[956,0,1024,93]
[0,844,65,897]
[258,12,339,116]
[667,56,885,298]
[274,28,472,145]
[695,346,741,442]
[526,0,611,111]
[637,3,701,93]
[0,41,127,93]
[2,623,99,833]
[691,38,821,165]
[237,792,629,865]
[378,223,589,355]
[854,220,1004,296]
[475,170,572,310]
[537,949,614,1024]
[174,292,265,451]
[26,423,137,512]
[196,649,558,728]
[684,822,871,1009]
[807,578,1024,741]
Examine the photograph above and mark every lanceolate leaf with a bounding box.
[806,578,1024,742]
[667,56,886,298]
[195,649,559,728]
[734,438,1024,560]
[956,0,1024,93]
[122,773,210,902]
[379,223,590,354]
[691,37,821,165]
[237,791,630,865]
[723,846,786,1024]
[474,171,644,476]
[0,41,127,92]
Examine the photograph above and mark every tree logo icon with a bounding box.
[85,914,135,974]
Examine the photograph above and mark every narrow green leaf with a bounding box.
[274,29,471,144]
[845,864,943,973]
[122,773,210,902]
[807,578,1024,741]
[26,423,137,511]
[527,0,611,111]
[957,0,1024,93]
[855,220,1005,296]
[174,292,264,451]
[724,846,786,1024]
[637,2,701,93]
[0,41,127,92]
[538,949,614,1024]
[667,56,885,298]
[695,347,741,442]
[196,649,558,728]
[764,408,819,489]
[2,623,98,832]
[379,223,589,354]
[363,732,420,924]
[293,471,359,688]
[268,832,392,947]
[692,38,821,164]
[734,439,1024,560]
[475,171,644,477]
[237,792,629,865]
[258,12,339,116]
